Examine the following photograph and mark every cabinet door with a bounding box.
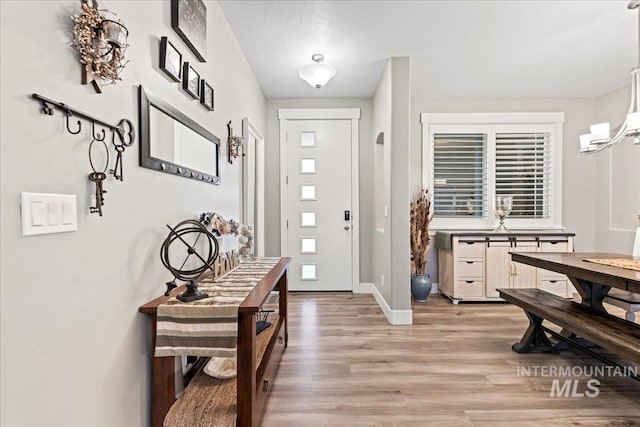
[512,241,538,289]
[485,241,512,298]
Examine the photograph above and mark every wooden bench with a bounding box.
[498,288,640,366]
[604,289,640,323]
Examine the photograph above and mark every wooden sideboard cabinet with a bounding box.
[436,231,575,303]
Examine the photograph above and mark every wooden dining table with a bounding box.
[511,252,640,313]
[503,252,640,370]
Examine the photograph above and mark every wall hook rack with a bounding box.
[31,93,135,146]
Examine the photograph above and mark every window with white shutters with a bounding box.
[422,113,563,229]
[495,132,551,219]
[433,133,487,218]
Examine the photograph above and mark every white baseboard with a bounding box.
[431,281,439,294]
[356,282,375,294]
[358,283,413,325]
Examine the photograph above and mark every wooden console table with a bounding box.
[139,257,291,427]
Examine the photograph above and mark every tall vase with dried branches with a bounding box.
[410,188,434,302]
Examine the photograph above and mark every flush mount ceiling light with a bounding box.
[580,0,640,153]
[298,54,337,89]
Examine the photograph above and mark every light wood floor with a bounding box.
[262,293,640,426]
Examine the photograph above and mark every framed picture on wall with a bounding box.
[200,80,214,111]
[159,37,182,82]
[182,62,201,99]
[171,0,207,62]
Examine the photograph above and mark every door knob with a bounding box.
[344,225,350,230]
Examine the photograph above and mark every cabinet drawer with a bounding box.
[455,240,484,259]
[539,279,567,297]
[456,260,484,277]
[540,241,569,252]
[456,279,484,297]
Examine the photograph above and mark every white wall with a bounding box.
[372,61,392,304]
[594,85,640,253]
[367,58,413,323]
[411,97,598,281]
[264,98,373,283]
[388,58,412,313]
[0,1,265,425]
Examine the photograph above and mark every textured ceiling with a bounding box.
[218,1,637,99]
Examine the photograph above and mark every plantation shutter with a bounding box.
[495,132,551,219]
[432,133,487,218]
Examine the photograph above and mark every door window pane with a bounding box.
[301,264,317,280]
[301,132,316,147]
[301,211,316,227]
[301,238,317,253]
[301,185,316,200]
[300,158,316,174]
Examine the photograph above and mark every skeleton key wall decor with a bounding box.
[89,172,107,216]
[28,95,137,217]
[109,120,134,181]
[109,144,125,181]
[88,138,109,216]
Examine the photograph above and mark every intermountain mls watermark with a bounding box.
[517,365,639,398]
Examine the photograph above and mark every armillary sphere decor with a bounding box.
[161,219,219,302]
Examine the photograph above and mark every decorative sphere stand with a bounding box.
[160,219,219,302]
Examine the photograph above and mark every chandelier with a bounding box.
[581,0,640,153]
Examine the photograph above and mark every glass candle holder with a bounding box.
[494,195,513,232]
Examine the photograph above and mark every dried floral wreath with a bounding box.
[71,1,129,88]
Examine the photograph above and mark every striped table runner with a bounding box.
[155,258,281,377]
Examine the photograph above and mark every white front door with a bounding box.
[280,111,359,291]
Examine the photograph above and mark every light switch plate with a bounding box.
[21,193,77,236]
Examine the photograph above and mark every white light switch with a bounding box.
[47,202,60,225]
[30,201,45,226]
[61,202,74,225]
[21,193,77,236]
